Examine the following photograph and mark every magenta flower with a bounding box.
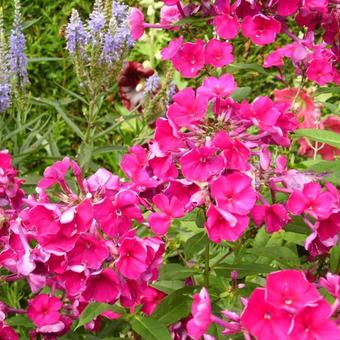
[147,193,185,235]
[306,58,335,85]
[171,40,205,78]
[205,39,234,68]
[319,273,340,299]
[160,4,181,29]
[29,206,60,236]
[167,87,208,128]
[288,300,340,339]
[141,287,166,316]
[266,270,321,313]
[242,14,281,46]
[211,172,257,216]
[27,294,62,327]
[241,288,292,339]
[197,74,237,101]
[213,131,250,171]
[154,118,184,153]
[67,234,109,270]
[214,13,239,40]
[162,0,179,5]
[287,182,334,220]
[187,288,212,340]
[180,147,224,182]
[82,269,120,303]
[116,237,148,279]
[129,8,145,40]
[206,204,249,242]
[251,204,290,233]
[161,36,183,60]
[275,0,300,16]
[0,323,18,340]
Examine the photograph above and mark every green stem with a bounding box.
[204,242,210,287]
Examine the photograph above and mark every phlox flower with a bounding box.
[275,0,301,16]
[241,288,292,340]
[197,74,237,101]
[116,237,148,279]
[319,273,340,299]
[288,300,340,340]
[147,193,185,235]
[204,39,234,68]
[0,322,18,340]
[187,288,212,340]
[206,204,249,242]
[160,4,181,29]
[241,14,281,46]
[287,182,334,220]
[171,40,205,78]
[27,294,63,327]
[211,172,257,216]
[141,287,166,316]
[129,8,145,40]
[180,146,225,183]
[251,204,290,233]
[213,2,239,40]
[167,87,208,129]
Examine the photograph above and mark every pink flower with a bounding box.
[147,193,185,235]
[241,288,292,339]
[154,118,184,153]
[213,131,250,171]
[29,206,60,236]
[211,172,257,216]
[251,204,290,233]
[266,270,321,313]
[187,288,212,340]
[206,204,249,242]
[167,87,208,128]
[287,182,334,220]
[171,40,205,78]
[205,39,234,68]
[116,237,148,279]
[275,0,300,16]
[0,323,18,340]
[306,58,336,85]
[242,14,281,46]
[141,287,166,316]
[27,294,62,327]
[129,8,145,40]
[161,37,183,60]
[288,300,340,340]
[67,234,109,270]
[162,0,179,5]
[160,4,181,29]
[319,273,340,299]
[197,74,237,101]
[82,269,120,303]
[180,146,225,182]
[214,13,239,40]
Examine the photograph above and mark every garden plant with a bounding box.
[0,0,340,339]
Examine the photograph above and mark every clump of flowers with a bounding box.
[0,1,28,113]
[65,0,134,97]
[187,270,340,339]
[0,154,165,337]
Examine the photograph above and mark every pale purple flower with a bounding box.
[88,0,105,36]
[9,0,29,87]
[112,0,129,24]
[0,11,10,111]
[144,74,160,94]
[66,9,89,55]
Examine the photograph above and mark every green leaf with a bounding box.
[315,86,340,95]
[231,87,251,101]
[184,231,208,259]
[214,263,274,278]
[152,280,185,294]
[306,160,340,172]
[159,264,196,281]
[152,287,195,325]
[28,57,65,63]
[6,315,34,328]
[330,243,340,273]
[76,303,125,330]
[31,97,85,140]
[92,145,127,155]
[174,16,212,26]
[131,316,171,340]
[246,246,300,266]
[294,129,340,149]
[227,63,267,75]
[195,209,206,228]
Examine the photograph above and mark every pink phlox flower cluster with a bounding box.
[188,270,340,339]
